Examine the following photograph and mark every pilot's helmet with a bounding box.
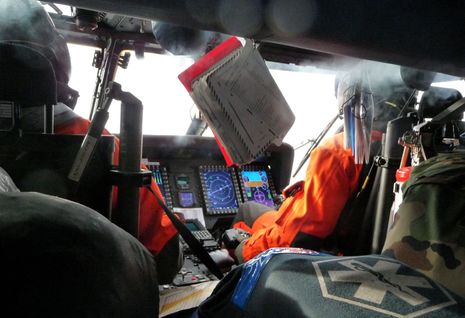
[0,0,71,85]
[372,84,416,132]
[335,69,415,133]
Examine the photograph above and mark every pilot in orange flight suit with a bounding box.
[233,132,363,263]
[5,0,180,284]
[232,84,413,264]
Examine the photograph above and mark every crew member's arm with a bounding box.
[236,143,361,263]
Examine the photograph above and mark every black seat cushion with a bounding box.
[0,192,158,318]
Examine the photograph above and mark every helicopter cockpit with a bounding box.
[1,1,465,317]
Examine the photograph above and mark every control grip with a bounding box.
[221,228,251,249]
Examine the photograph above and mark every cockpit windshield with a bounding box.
[67,43,339,181]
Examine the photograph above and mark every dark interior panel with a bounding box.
[0,133,114,218]
[49,0,465,77]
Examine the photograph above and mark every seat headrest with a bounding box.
[400,66,436,91]
[0,42,57,107]
[419,87,463,120]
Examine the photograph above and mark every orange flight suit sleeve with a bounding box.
[241,134,362,262]
[55,117,177,256]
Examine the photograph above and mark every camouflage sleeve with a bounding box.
[382,153,465,299]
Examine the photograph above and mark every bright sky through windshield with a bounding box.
[68,44,339,181]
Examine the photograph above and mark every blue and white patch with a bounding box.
[232,248,322,309]
[313,256,457,317]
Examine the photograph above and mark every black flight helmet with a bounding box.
[0,0,79,108]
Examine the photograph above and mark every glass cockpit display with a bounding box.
[199,166,241,215]
[144,162,278,217]
[240,169,275,208]
[175,175,191,190]
[145,162,173,208]
[153,168,166,197]
[178,191,195,207]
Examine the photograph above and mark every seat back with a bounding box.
[418,87,463,120]
[0,43,152,316]
[0,42,57,107]
[0,133,114,217]
[0,42,113,217]
[0,42,57,133]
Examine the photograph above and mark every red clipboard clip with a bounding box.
[178,37,243,166]
[178,37,242,93]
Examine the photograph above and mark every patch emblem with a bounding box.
[313,256,457,317]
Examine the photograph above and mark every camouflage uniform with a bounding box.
[382,152,465,298]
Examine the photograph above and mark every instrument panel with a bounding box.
[145,162,276,214]
[148,164,173,208]
[142,135,293,230]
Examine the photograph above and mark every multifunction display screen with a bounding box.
[240,170,275,208]
[146,163,173,208]
[152,167,166,198]
[176,175,191,190]
[179,191,195,207]
[203,171,238,209]
[199,166,240,215]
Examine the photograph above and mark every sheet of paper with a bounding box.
[159,281,219,317]
[173,207,206,227]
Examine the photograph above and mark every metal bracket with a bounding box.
[374,156,400,168]
[110,169,152,187]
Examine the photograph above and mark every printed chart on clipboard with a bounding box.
[179,37,295,166]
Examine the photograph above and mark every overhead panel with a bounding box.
[46,0,465,77]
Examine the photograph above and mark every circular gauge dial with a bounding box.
[204,171,238,209]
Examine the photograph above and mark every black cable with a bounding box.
[146,187,224,280]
